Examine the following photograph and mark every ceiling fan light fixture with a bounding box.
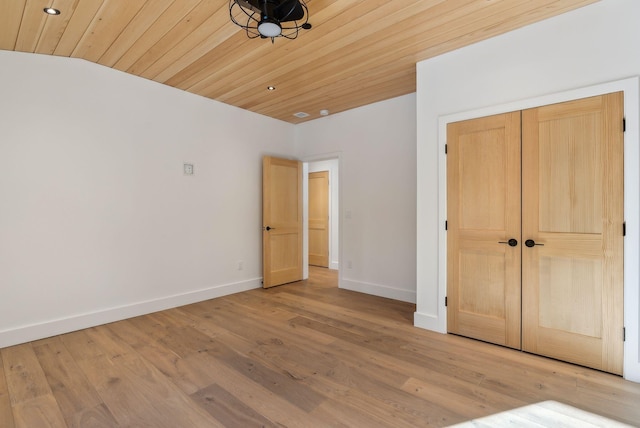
[229,0,310,41]
[258,18,282,37]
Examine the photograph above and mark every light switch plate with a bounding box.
[184,163,194,175]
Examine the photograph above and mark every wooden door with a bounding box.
[521,93,624,374]
[309,171,329,267]
[263,156,303,288]
[447,112,522,349]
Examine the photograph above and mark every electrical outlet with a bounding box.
[184,163,194,175]
[347,260,352,269]
[237,260,244,271]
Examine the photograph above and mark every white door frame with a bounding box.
[301,152,342,282]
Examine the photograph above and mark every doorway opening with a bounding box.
[303,158,339,286]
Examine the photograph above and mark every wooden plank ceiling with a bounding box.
[1,0,598,123]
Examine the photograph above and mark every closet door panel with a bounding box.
[521,92,624,374]
[447,112,522,349]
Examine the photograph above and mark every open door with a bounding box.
[263,156,303,288]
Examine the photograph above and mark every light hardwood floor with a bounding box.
[2,267,640,427]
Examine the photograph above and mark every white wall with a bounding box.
[308,159,339,270]
[0,51,294,347]
[415,0,640,381]
[295,95,417,303]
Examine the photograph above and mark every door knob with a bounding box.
[498,239,518,247]
[525,239,544,247]
[264,226,276,231]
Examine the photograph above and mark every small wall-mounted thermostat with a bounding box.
[184,163,194,175]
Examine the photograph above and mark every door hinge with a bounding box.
[623,222,626,237]
[623,118,626,132]
[445,144,448,154]
[445,220,448,231]
[623,327,626,341]
[445,296,448,307]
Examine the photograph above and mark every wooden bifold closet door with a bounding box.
[447,92,624,375]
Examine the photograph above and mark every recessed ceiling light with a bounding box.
[293,112,310,118]
[43,7,61,15]
[320,109,329,116]
[267,86,276,91]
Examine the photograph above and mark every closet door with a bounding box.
[447,112,522,349]
[521,93,624,374]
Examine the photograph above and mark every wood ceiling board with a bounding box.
[164,32,257,92]
[0,0,27,51]
[186,0,414,93]
[35,0,82,55]
[260,66,416,122]
[97,0,175,67]
[141,6,236,82]
[124,0,222,76]
[218,1,482,113]
[14,0,48,52]
[182,0,428,98]
[1,0,599,123]
[71,0,148,62]
[196,0,494,112]
[223,0,598,119]
[257,65,416,118]
[52,0,105,56]
[112,0,203,72]
[232,56,416,111]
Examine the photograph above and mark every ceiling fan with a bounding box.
[229,0,312,41]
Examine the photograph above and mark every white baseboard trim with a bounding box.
[0,278,262,349]
[330,261,339,270]
[413,311,446,334]
[340,278,416,303]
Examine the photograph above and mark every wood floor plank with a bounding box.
[0,353,15,428]
[32,337,117,428]
[1,267,640,426]
[181,296,338,346]
[184,328,325,413]
[12,394,67,428]
[1,344,53,405]
[186,349,327,426]
[87,325,224,428]
[2,344,67,428]
[61,329,169,427]
[63,328,222,428]
[271,291,588,410]
[185,296,467,426]
[107,318,219,395]
[123,305,325,416]
[402,376,517,419]
[191,383,279,427]
[66,403,118,428]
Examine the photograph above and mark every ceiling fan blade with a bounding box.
[275,0,305,22]
[236,0,261,14]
